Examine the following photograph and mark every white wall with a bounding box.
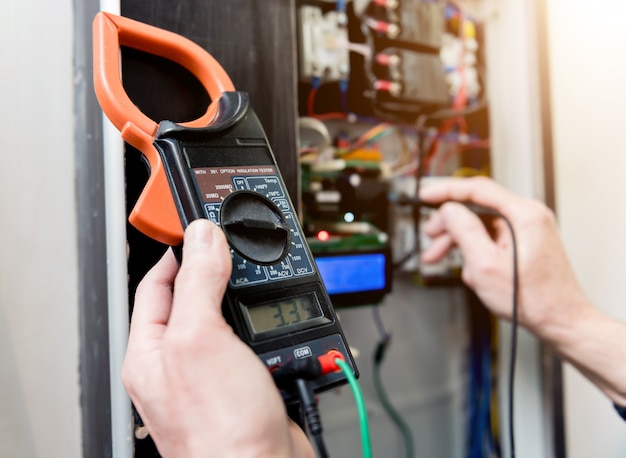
[546,1,626,456]
[485,0,626,455]
[0,0,82,457]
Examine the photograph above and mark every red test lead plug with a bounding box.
[271,350,347,387]
[318,349,345,375]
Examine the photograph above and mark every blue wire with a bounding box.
[467,338,479,458]
[340,79,349,113]
[473,336,487,458]
[480,333,491,457]
[468,331,494,458]
[311,76,322,90]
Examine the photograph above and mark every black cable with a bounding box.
[405,100,521,456]
[271,360,331,457]
[434,205,518,457]
[435,205,519,457]
[396,195,519,457]
[313,431,330,458]
[501,216,519,458]
[294,378,330,458]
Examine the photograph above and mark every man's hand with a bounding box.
[419,176,626,406]
[419,176,587,337]
[122,219,314,458]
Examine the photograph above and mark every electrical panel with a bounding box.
[296,0,490,291]
[295,5,501,456]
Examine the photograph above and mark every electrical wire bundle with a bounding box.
[466,292,500,457]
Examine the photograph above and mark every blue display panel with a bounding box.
[315,253,387,295]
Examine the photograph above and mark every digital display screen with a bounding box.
[246,293,324,334]
[315,253,387,295]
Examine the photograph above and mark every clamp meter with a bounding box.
[93,12,358,400]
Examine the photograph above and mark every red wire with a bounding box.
[435,139,491,175]
[306,86,348,121]
[313,112,349,121]
[452,14,469,114]
[423,17,475,175]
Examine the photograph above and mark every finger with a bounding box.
[436,202,497,262]
[167,219,233,331]
[288,421,316,458]
[124,249,178,393]
[491,217,513,248]
[130,248,179,332]
[422,209,446,238]
[419,176,523,217]
[420,233,455,264]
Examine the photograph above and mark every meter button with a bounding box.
[273,198,290,212]
[233,177,248,190]
[221,190,291,265]
[204,203,221,225]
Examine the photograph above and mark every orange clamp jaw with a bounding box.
[92,12,236,245]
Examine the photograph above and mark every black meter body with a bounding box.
[154,92,358,400]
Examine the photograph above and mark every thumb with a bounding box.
[167,219,233,332]
[438,202,497,262]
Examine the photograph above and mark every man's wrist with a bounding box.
[532,294,594,349]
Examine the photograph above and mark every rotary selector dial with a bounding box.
[220,190,291,265]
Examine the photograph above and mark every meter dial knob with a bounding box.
[220,190,291,265]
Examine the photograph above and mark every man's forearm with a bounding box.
[545,302,626,406]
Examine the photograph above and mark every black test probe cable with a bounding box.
[393,195,520,458]
[272,350,372,458]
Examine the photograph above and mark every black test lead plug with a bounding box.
[271,350,345,458]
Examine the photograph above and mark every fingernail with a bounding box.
[185,219,214,246]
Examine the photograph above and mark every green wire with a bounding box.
[336,358,372,458]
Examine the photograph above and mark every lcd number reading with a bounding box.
[247,294,323,334]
